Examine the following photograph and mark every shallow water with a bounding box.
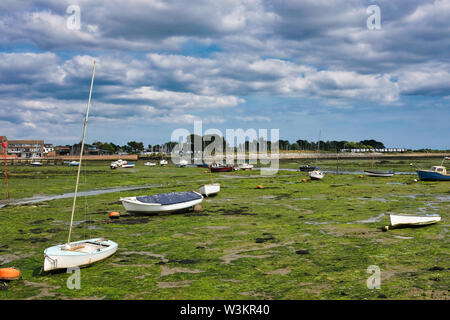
[0,184,162,208]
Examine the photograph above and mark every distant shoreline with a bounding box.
[1,152,448,163]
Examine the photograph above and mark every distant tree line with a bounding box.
[89,137,386,154]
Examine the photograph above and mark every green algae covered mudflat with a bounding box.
[0,159,448,299]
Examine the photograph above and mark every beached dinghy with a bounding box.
[121,162,135,168]
[44,61,117,272]
[121,191,203,214]
[299,165,317,172]
[237,163,254,170]
[389,214,441,227]
[177,159,188,167]
[44,238,118,272]
[145,161,156,166]
[160,159,168,166]
[364,170,394,177]
[309,169,324,180]
[30,161,43,166]
[199,183,220,197]
[210,162,233,172]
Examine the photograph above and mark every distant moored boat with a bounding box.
[416,166,450,181]
[364,170,394,177]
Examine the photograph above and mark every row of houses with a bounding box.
[340,148,408,153]
[0,136,111,158]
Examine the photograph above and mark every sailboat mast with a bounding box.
[67,61,96,245]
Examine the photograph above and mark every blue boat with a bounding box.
[417,166,450,181]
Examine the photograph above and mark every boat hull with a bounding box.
[309,170,324,180]
[364,170,394,177]
[416,170,450,181]
[44,238,118,272]
[300,165,317,172]
[210,166,233,172]
[121,193,203,214]
[390,214,441,227]
[199,183,220,196]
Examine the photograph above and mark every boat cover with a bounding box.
[136,191,202,205]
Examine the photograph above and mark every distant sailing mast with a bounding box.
[2,141,9,202]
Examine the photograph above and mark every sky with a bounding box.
[0,0,449,149]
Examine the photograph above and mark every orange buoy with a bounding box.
[0,267,21,280]
[257,185,264,189]
[359,175,364,178]
[109,211,120,219]
[301,179,307,182]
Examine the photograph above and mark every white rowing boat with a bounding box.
[160,159,168,166]
[145,162,156,166]
[236,163,254,170]
[364,170,394,177]
[389,214,441,227]
[199,183,220,196]
[309,169,324,180]
[121,191,203,214]
[44,238,118,271]
[43,61,117,272]
[121,162,135,168]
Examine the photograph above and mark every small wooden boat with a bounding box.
[299,165,317,172]
[309,169,324,180]
[210,162,233,172]
[121,191,203,214]
[0,267,21,280]
[237,163,254,170]
[145,162,156,166]
[110,159,126,169]
[389,214,441,227]
[111,160,134,168]
[364,170,394,177]
[199,183,220,196]
[44,238,118,272]
[417,166,450,181]
[177,159,188,167]
[121,162,135,168]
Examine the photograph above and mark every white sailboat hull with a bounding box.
[237,164,254,170]
[309,170,324,180]
[390,214,441,227]
[121,193,203,214]
[199,183,220,196]
[364,170,394,177]
[44,238,118,271]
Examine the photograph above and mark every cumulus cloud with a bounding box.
[0,0,449,146]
